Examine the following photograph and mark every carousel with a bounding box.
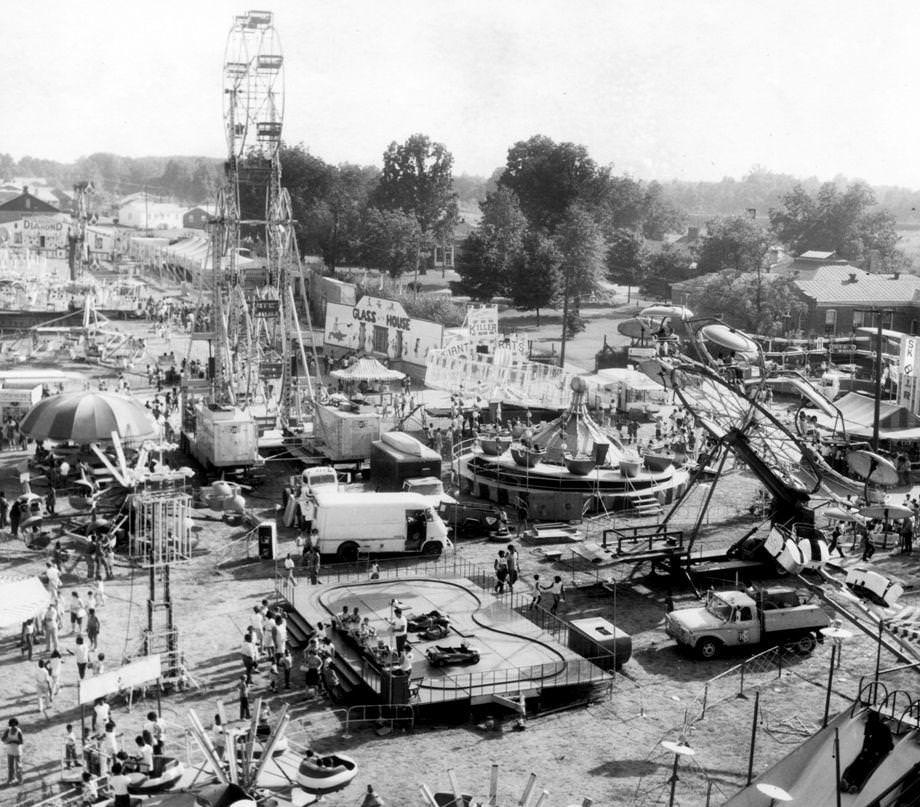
[455,378,690,520]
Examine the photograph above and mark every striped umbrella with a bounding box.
[19,392,158,444]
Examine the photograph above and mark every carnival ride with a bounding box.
[453,376,690,522]
[184,9,322,471]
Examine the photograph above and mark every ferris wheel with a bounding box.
[223,11,285,161]
[208,10,317,422]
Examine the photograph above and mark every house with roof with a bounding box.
[183,204,216,230]
[0,186,64,224]
[787,262,920,336]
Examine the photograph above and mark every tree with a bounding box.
[605,229,648,300]
[769,181,900,263]
[641,247,696,299]
[305,163,379,269]
[677,270,807,336]
[373,133,459,247]
[696,216,770,275]
[455,187,528,299]
[640,181,687,240]
[508,231,562,326]
[0,153,14,181]
[499,135,602,232]
[555,206,605,347]
[360,207,427,278]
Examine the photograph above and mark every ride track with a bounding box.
[316,578,571,693]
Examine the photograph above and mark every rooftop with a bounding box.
[792,264,920,306]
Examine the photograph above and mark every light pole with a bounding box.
[662,740,695,807]
[821,622,853,728]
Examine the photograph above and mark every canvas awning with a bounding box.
[810,391,920,438]
[330,357,405,382]
[0,576,50,630]
[593,368,664,392]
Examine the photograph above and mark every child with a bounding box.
[94,575,106,607]
[529,574,543,610]
[65,723,81,768]
[86,590,97,612]
[93,651,106,677]
[268,662,279,693]
[79,771,98,806]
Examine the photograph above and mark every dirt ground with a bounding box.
[1,278,920,807]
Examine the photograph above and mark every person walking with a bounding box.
[45,486,56,517]
[69,591,86,635]
[827,524,846,559]
[35,659,52,719]
[506,544,520,592]
[493,550,509,594]
[44,603,60,654]
[283,553,296,587]
[75,635,89,680]
[0,490,8,530]
[241,632,257,684]
[3,718,24,785]
[238,675,252,720]
[308,546,320,585]
[529,575,544,610]
[9,499,20,538]
[48,649,63,700]
[548,575,566,615]
[21,618,34,661]
[85,609,100,652]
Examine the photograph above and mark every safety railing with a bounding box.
[682,644,794,728]
[343,703,414,735]
[413,657,613,705]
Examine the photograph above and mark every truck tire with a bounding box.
[337,542,359,562]
[696,638,721,660]
[795,634,817,654]
[421,541,443,557]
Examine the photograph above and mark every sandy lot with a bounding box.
[1,280,919,807]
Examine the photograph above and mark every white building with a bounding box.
[118,198,186,230]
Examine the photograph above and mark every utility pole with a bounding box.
[872,310,884,451]
[559,267,571,369]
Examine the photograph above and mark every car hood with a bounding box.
[669,608,721,632]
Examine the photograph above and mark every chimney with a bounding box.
[848,272,857,283]
[22,185,28,194]
[687,226,699,240]
[893,272,900,280]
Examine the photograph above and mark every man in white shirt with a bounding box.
[390,608,408,654]
[109,762,131,807]
[45,562,61,595]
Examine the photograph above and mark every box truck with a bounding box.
[312,491,451,561]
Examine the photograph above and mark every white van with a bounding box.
[313,491,452,561]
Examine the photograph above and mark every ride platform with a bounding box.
[286,576,612,717]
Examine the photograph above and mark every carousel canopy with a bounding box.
[530,403,625,465]
[330,357,405,382]
[20,392,159,444]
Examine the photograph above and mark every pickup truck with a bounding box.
[665,588,830,659]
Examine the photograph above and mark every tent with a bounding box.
[812,391,920,437]
[0,576,50,630]
[594,368,665,392]
[330,357,405,382]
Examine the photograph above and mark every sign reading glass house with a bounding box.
[324,295,443,368]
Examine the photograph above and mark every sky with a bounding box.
[4,0,920,187]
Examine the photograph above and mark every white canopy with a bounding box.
[0,576,50,630]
